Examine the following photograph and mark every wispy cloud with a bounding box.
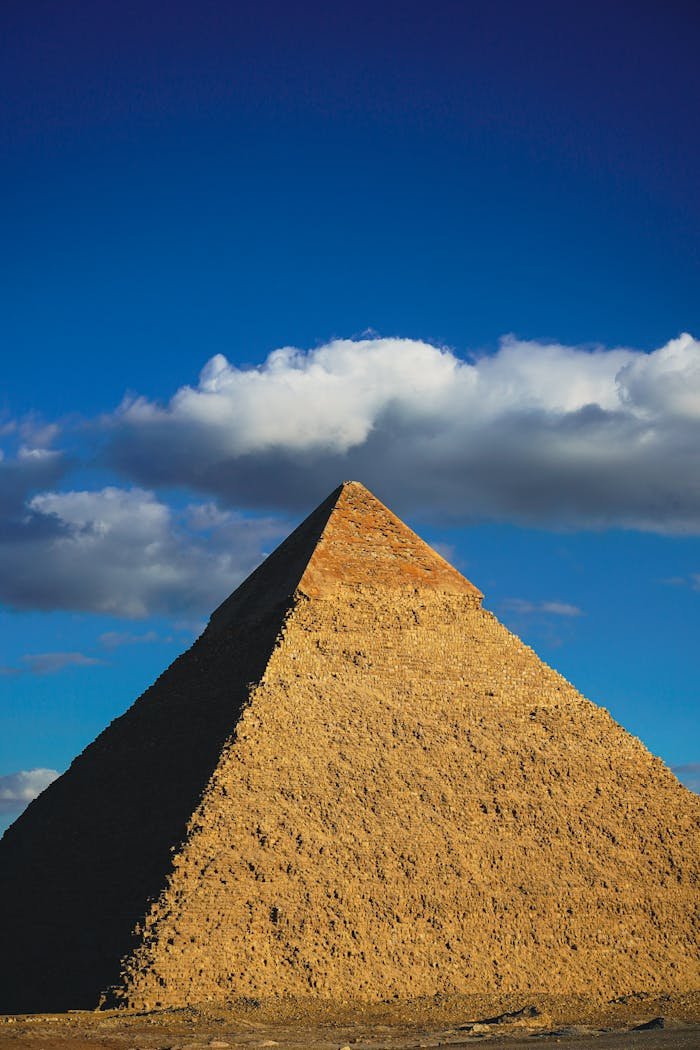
[659,574,700,589]
[671,763,700,794]
[0,768,59,815]
[98,630,161,649]
[501,598,584,617]
[22,652,102,675]
[430,541,457,564]
[0,651,101,676]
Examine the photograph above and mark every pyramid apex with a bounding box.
[337,479,370,494]
[208,482,482,632]
[299,481,482,600]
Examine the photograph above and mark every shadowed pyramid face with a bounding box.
[0,482,698,1012]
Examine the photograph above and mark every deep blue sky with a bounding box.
[1,0,699,829]
[3,0,699,416]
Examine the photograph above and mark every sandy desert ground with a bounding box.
[1,993,698,1050]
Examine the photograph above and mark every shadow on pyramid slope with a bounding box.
[0,485,341,1013]
[0,615,288,1013]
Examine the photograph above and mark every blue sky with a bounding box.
[1,0,699,830]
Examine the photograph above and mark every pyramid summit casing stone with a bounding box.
[0,481,698,1012]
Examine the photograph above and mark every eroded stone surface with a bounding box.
[297,481,482,599]
[121,585,699,1007]
[0,482,698,1013]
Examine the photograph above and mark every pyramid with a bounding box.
[0,481,698,1013]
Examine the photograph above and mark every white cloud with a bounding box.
[0,768,59,814]
[617,334,700,419]
[0,486,287,618]
[107,333,700,534]
[117,338,461,455]
[1,332,700,619]
[114,335,636,456]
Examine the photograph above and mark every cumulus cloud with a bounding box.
[0,446,68,539]
[617,337,700,418]
[106,333,700,533]
[1,332,699,618]
[671,763,700,794]
[0,487,287,618]
[0,768,59,815]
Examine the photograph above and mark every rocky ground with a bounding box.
[1,992,698,1050]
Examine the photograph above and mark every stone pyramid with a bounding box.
[0,481,698,1013]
